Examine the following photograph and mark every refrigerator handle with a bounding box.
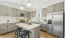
[48,20,52,24]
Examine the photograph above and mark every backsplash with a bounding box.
[30,17,47,23]
[0,16,19,23]
[0,16,47,24]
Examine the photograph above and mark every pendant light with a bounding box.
[27,0,31,7]
[20,0,24,10]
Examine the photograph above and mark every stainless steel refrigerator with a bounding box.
[47,11,63,38]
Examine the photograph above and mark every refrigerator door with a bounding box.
[53,11,63,38]
[47,13,53,34]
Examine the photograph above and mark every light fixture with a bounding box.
[20,0,24,10]
[27,0,31,7]
[20,7,24,10]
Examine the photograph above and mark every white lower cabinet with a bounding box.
[0,23,18,34]
[0,24,8,34]
[7,23,14,32]
[13,23,18,30]
[41,24,46,31]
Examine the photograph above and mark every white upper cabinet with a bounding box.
[20,11,28,17]
[20,10,24,14]
[7,6,12,16]
[0,5,7,16]
[46,5,54,13]
[16,9,21,17]
[55,2,64,12]
[12,8,16,17]
[24,11,29,17]
[42,8,47,17]
[29,11,36,17]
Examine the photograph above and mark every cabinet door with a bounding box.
[55,2,64,12]
[20,11,25,17]
[7,7,12,16]
[42,8,47,17]
[46,5,54,13]
[12,8,16,17]
[13,23,18,30]
[32,11,36,17]
[0,5,7,16]
[7,23,14,32]
[29,11,36,17]
[24,11,29,17]
[41,24,46,31]
[0,24,8,34]
[16,9,20,17]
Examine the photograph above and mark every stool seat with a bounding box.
[16,27,22,30]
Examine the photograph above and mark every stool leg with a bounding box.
[14,31,18,38]
[19,30,20,36]
[14,35,18,38]
[28,34,30,38]
[21,36,23,38]
[14,31,16,38]
[24,36,25,38]
[21,35,23,38]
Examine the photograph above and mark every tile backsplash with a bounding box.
[0,16,47,24]
[0,16,18,23]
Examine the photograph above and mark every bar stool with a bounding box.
[21,30,30,38]
[14,27,23,38]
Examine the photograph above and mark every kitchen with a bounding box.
[0,0,65,38]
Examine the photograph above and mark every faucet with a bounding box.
[7,20,9,22]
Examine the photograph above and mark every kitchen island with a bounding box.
[16,23,40,38]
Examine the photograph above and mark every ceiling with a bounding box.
[0,0,47,11]
[0,0,64,11]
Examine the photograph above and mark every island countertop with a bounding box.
[16,23,40,30]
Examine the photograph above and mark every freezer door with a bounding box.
[53,11,63,38]
[47,13,53,34]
